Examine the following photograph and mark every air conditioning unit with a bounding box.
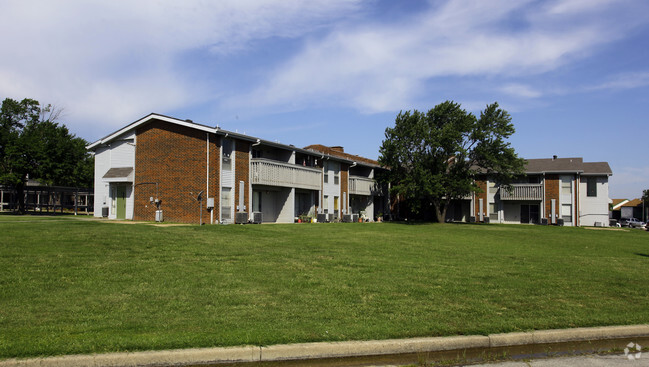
[351,214,359,223]
[235,212,248,224]
[252,212,262,224]
[342,214,352,223]
[317,213,328,223]
[557,218,564,226]
[101,206,109,217]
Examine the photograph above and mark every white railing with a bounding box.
[500,184,543,200]
[250,159,321,190]
[349,176,378,196]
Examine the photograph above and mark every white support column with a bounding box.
[479,198,484,222]
[551,199,556,224]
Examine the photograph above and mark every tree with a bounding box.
[643,189,649,222]
[378,101,525,222]
[0,98,94,213]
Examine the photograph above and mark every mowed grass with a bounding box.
[0,216,648,358]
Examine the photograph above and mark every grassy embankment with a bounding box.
[0,216,647,358]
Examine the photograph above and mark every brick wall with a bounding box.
[544,174,559,222]
[474,179,487,221]
[234,140,250,222]
[134,119,220,224]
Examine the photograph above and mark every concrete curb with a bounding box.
[2,324,648,367]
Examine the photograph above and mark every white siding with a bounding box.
[322,161,340,214]
[579,176,609,227]
[92,131,136,219]
[93,146,110,218]
[109,132,135,167]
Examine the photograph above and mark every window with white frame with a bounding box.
[561,177,571,195]
[587,177,597,197]
[221,187,232,221]
[561,204,571,223]
[222,138,233,171]
[489,202,498,220]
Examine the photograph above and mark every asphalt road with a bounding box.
[468,353,648,366]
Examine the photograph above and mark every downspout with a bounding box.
[250,139,260,221]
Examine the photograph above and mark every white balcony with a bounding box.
[500,184,543,201]
[250,158,321,190]
[349,175,379,196]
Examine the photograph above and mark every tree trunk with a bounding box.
[433,200,449,223]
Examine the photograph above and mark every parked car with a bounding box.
[619,218,646,228]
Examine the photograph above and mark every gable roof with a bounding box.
[303,144,380,167]
[611,199,630,210]
[87,113,381,168]
[524,157,611,175]
[621,198,643,207]
[87,113,215,150]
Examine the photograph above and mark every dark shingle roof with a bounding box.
[524,157,611,175]
[102,167,134,179]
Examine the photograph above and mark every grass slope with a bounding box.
[0,217,647,358]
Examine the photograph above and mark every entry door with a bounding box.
[520,205,530,224]
[520,204,539,224]
[115,185,126,220]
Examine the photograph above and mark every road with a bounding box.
[463,353,647,366]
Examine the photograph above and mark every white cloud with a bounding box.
[500,84,542,98]
[587,72,649,92]
[231,0,647,114]
[0,0,365,138]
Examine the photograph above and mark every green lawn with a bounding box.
[0,216,648,359]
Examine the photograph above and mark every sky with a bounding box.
[1,0,648,199]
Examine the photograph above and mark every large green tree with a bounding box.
[378,101,525,222]
[0,98,94,213]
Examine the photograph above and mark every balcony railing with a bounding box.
[349,175,381,196]
[499,184,543,201]
[250,158,321,190]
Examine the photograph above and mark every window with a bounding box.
[222,139,233,171]
[488,181,497,194]
[489,202,498,220]
[252,149,262,159]
[221,188,232,221]
[334,174,339,185]
[323,195,328,213]
[334,196,339,217]
[561,177,571,195]
[587,177,597,197]
[324,162,329,184]
[561,204,571,223]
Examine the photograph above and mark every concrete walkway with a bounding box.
[1,324,648,367]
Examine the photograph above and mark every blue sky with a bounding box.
[1,0,648,199]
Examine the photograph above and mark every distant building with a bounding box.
[449,157,612,226]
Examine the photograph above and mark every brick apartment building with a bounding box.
[89,113,611,226]
[451,157,612,226]
[88,113,387,224]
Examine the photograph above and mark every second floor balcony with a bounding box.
[499,183,543,201]
[349,175,382,196]
[250,158,322,191]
